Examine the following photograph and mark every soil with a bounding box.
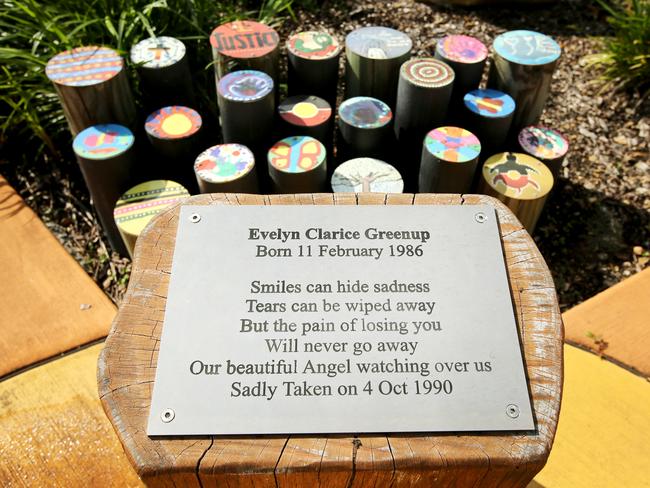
[2,0,648,310]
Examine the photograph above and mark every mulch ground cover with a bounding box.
[2,0,648,312]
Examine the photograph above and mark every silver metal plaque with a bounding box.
[147,205,535,435]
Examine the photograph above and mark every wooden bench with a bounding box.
[98,192,564,487]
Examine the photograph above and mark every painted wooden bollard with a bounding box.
[144,106,202,192]
[463,88,515,157]
[518,126,569,178]
[435,35,487,115]
[72,124,136,255]
[331,158,404,193]
[217,70,275,150]
[194,144,258,194]
[477,152,554,233]
[210,20,280,83]
[113,180,189,257]
[338,96,393,160]
[130,36,194,110]
[45,46,136,135]
[419,126,482,193]
[487,30,562,132]
[267,136,327,193]
[345,26,412,109]
[278,95,332,145]
[287,31,341,106]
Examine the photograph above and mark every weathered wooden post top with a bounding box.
[99,190,563,487]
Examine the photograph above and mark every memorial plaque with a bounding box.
[148,205,535,435]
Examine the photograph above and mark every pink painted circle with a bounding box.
[436,35,488,64]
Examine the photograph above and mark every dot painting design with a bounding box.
[483,152,553,199]
[46,46,123,87]
[518,126,569,161]
[464,89,516,118]
[268,136,325,173]
[278,95,332,127]
[287,31,341,60]
[401,58,454,88]
[425,127,481,163]
[130,37,186,68]
[339,97,392,129]
[73,124,134,160]
[331,158,404,193]
[217,70,273,101]
[493,30,561,66]
[145,106,202,140]
[346,27,412,60]
[194,144,255,183]
[210,21,279,59]
[436,35,488,64]
[113,180,189,235]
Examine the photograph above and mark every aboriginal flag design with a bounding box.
[46,46,123,87]
[278,96,332,127]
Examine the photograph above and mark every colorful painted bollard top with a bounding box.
[210,21,279,58]
[483,152,553,199]
[339,97,392,129]
[194,144,255,183]
[493,30,561,66]
[287,31,341,60]
[425,127,481,163]
[113,180,189,234]
[464,89,516,118]
[145,106,202,140]
[268,136,326,173]
[346,26,412,60]
[217,70,273,101]
[73,124,134,159]
[436,35,488,64]
[518,126,569,161]
[401,58,455,88]
[46,46,123,87]
[279,96,331,127]
[331,158,404,193]
[130,37,186,68]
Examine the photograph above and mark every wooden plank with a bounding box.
[0,175,116,378]
[532,345,650,487]
[0,344,143,487]
[563,268,650,377]
[99,192,563,486]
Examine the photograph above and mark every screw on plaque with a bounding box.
[189,213,201,223]
[474,212,487,223]
[161,408,175,423]
[506,404,520,419]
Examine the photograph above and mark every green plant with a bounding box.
[589,0,650,95]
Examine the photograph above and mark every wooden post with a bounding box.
[419,126,481,193]
[345,26,412,109]
[331,157,403,193]
[287,31,341,107]
[434,35,487,118]
[113,180,190,257]
[144,105,203,192]
[278,95,332,145]
[72,124,136,255]
[210,20,280,84]
[337,96,393,161]
[99,192,563,487]
[477,152,554,233]
[217,70,275,150]
[393,57,454,189]
[194,143,258,194]
[462,88,515,157]
[130,36,195,111]
[45,46,136,136]
[487,30,561,133]
[267,136,327,193]
[518,126,569,178]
